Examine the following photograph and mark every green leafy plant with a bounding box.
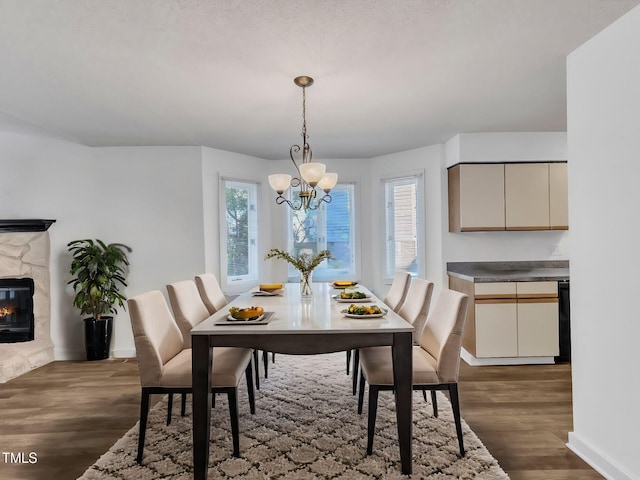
[67,239,132,320]
[265,248,332,274]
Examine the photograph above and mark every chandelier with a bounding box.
[268,76,338,211]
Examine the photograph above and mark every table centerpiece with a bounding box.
[265,248,332,297]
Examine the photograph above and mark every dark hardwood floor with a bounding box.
[0,357,600,480]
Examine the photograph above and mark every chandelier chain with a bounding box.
[301,86,307,141]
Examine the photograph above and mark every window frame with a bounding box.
[286,181,360,282]
[381,170,425,284]
[219,175,261,293]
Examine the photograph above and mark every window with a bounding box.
[221,178,259,289]
[287,183,356,281]
[383,172,424,279]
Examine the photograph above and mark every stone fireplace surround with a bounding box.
[0,220,55,383]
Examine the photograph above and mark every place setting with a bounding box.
[252,283,284,296]
[215,305,275,325]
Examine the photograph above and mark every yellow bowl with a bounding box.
[259,283,283,293]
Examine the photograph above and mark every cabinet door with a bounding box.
[475,301,518,357]
[549,163,569,230]
[517,300,559,356]
[505,163,550,230]
[451,164,505,232]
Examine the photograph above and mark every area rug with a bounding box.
[79,352,508,479]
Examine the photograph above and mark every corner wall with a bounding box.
[567,4,640,479]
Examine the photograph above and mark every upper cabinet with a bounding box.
[448,164,505,232]
[505,163,550,230]
[549,163,569,230]
[448,161,568,232]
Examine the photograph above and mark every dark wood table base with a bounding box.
[192,331,413,478]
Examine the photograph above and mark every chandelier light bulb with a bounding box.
[299,162,326,187]
[318,172,338,192]
[268,174,292,194]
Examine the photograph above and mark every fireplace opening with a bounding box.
[0,278,35,343]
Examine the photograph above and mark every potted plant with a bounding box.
[265,248,332,296]
[67,239,132,360]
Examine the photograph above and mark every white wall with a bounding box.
[1,135,212,359]
[566,5,640,479]
[369,145,446,295]
[444,132,570,265]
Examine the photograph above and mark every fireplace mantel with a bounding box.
[0,219,56,233]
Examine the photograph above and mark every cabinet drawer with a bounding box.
[516,281,558,298]
[475,282,517,299]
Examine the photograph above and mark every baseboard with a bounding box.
[567,432,635,480]
[54,348,136,360]
[112,349,136,358]
[461,348,555,366]
[54,348,85,360]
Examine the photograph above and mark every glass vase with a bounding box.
[300,270,313,297]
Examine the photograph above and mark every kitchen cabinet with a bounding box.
[549,162,569,230]
[449,277,559,360]
[448,161,568,232]
[448,163,505,232]
[505,163,550,230]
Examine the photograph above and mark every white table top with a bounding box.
[191,282,414,335]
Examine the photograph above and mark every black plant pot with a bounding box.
[84,316,113,361]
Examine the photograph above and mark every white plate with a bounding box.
[226,313,265,322]
[252,290,284,296]
[342,312,387,319]
[332,294,371,303]
[341,308,388,319]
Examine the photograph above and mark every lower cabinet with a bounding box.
[517,299,559,356]
[450,278,559,360]
[475,300,518,357]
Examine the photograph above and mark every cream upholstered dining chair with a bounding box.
[128,290,255,463]
[194,273,266,388]
[383,271,412,312]
[357,288,469,457]
[166,280,212,349]
[167,279,257,415]
[195,273,228,315]
[350,278,434,395]
[346,272,412,377]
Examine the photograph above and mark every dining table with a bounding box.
[190,282,414,479]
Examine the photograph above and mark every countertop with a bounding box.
[447,260,569,283]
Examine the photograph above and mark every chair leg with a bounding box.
[357,370,366,414]
[366,385,380,455]
[351,349,360,395]
[166,393,173,425]
[253,350,260,390]
[448,383,465,457]
[262,351,268,378]
[136,388,151,464]
[422,390,427,402]
[431,390,438,417]
[346,349,351,374]
[181,393,187,416]
[272,352,275,363]
[245,362,256,415]
[228,389,240,457]
[213,392,216,408]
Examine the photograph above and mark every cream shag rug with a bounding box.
[79,352,509,479]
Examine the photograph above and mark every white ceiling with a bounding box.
[0,0,638,159]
